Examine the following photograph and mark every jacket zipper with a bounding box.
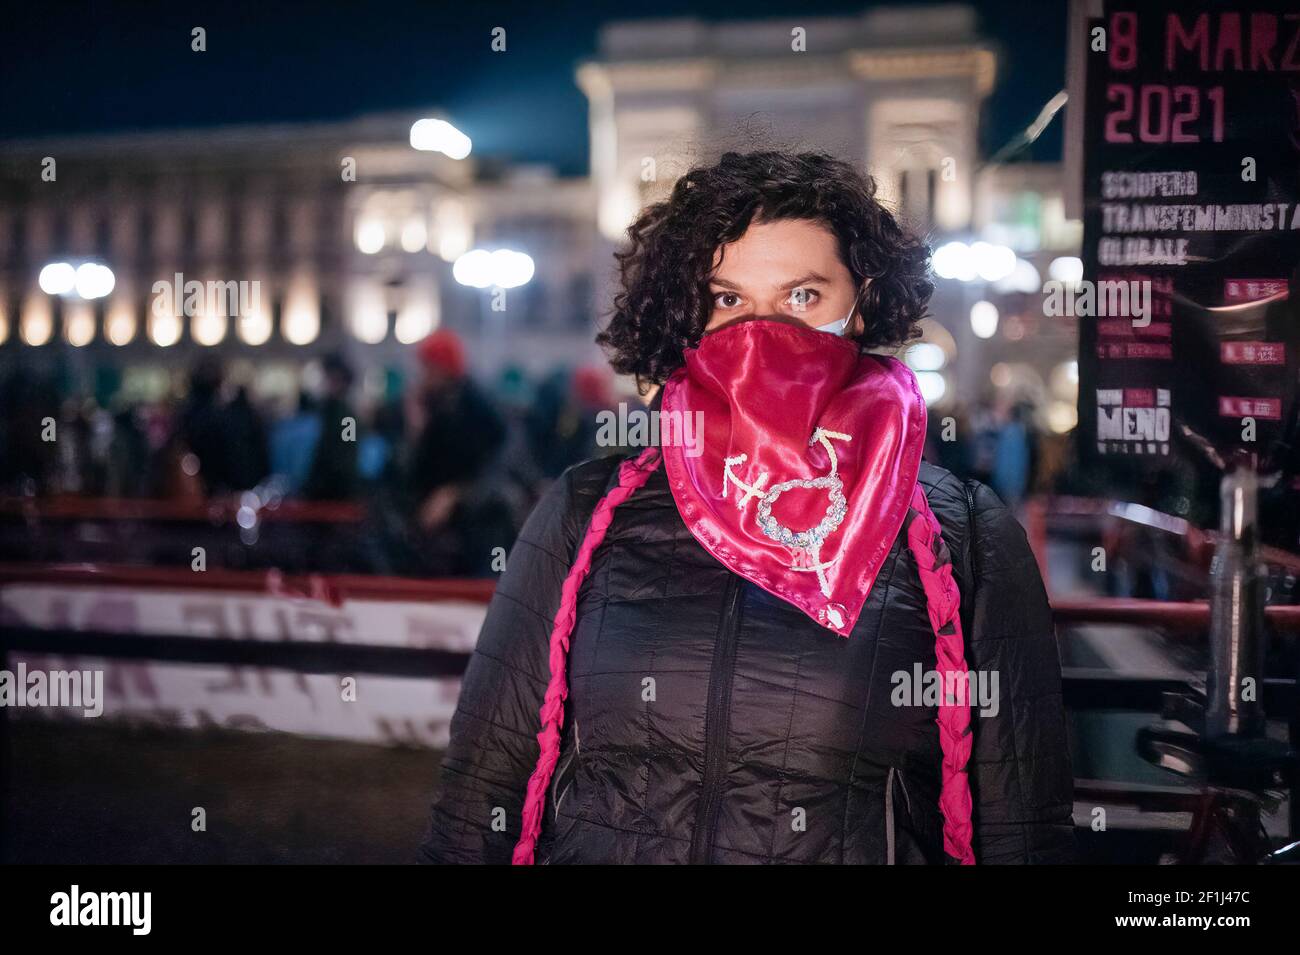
[885,767,896,865]
[962,482,978,634]
[540,720,582,865]
[963,483,978,566]
[688,573,744,863]
[552,719,581,820]
[885,766,914,864]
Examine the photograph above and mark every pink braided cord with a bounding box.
[905,483,976,865]
[511,447,663,864]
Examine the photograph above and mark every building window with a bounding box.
[52,209,69,252]
[898,167,937,226]
[95,213,112,257]
[138,209,154,259]
[316,202,338,257]
[182,207,199,256]
[227,203,243,257]
[8,212,23,265]
[569,275,593,330]
[271,202,289,248]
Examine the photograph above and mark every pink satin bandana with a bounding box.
[512,319,976,866]
[660,319,927,637]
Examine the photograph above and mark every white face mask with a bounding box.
[813,301,856,336]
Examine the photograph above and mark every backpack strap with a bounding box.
[514,448,663,864]
[958,478,979,642]
[554,453,636,573]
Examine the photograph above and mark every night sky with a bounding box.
[0,0,1068,175]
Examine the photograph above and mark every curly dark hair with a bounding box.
[595,150,934,387]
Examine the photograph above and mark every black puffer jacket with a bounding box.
[419,453,1076,864]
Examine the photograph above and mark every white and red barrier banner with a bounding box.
[1,576,490,749]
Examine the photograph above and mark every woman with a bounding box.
[420,151,1075,865]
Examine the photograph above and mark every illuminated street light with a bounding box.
[105,299,137,345]
[994,258,1042,294]
[915,371,948,405]
[148,310,182,347]
[192,311,227,346]
[905,342,947,372]
[453,248,534,289]
[283,275,320,345]
[452,249,493,288]
[20,294,53,345]
[409,119,472,159]
[74,263,115,299]
[64,301,95,346]
[931,241,1016,284]
[355,220,386,255]
[932,241,975,281]
[489,249,534,289]
[1049,256,1084,285]
[40,260,114,299]
[970,300,999,339]
[970,242,1017,283]
[400,220,428,253]
[39,262,76,295]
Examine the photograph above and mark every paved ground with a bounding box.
[2,717,440,864]
[3,716,1282,864]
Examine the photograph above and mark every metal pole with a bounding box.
[1205,461,1266,739]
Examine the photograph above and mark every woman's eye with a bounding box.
[713,292,742,309]
[788,288,820,309]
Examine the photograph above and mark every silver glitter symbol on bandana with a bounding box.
[722,427,853,613]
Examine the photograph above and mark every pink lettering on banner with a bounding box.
[103,660,160,700]
[1127,343,1172,359]
[1219,396,1282,419]
[407,615,471,649]
[1125,388,1156,407]
[1224,279,1288,303]
[1221,341,1286,364]
[1098,320,1173,338]
[1100,342,1174,359]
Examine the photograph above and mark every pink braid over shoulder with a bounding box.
[905,482,976,864]
[512,447,663,864]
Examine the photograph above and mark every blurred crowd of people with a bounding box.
[0,332,1065,578]
[924,396,1044,508]
[0,330,614,577]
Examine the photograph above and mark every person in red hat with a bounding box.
[403,329,509,575]
[417,328,467,383]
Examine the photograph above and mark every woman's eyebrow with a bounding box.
[710,273,830,291]
[778,272,830,290]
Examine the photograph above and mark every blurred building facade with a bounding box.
[579,6,994,240]
[580,5,1082,432]
[0,3,1082,432]
[0,111,598,410]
